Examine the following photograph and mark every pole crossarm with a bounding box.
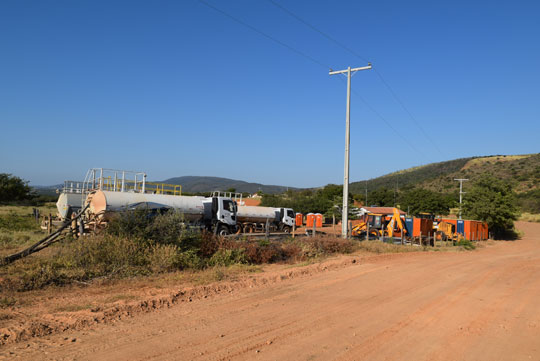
[329,64,372,75]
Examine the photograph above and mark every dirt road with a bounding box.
[2,222,540,361]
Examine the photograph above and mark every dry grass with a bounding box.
[0,204,57,216]
[356,241,421,254]
[0,205,55,256]
[462,154,532,170]
[54,303,93,313]
[519,213,540,223]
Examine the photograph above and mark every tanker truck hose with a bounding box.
[1,204,90,267]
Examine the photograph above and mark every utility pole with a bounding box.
[330,64,372,238]
[454,178,469,219]
[365,180,368,207]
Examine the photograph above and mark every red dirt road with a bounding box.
[3,222,540,360]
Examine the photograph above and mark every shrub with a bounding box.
[207,249,248,267]
[175,249,204,270]
[456,240,476,250]
[243,241,285,264]
[148,244,179,273]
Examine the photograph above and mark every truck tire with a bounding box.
[282,225,291,233]
[217,225,230,236]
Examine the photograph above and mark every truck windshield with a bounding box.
[287,210,294,218]
[222,200,235,213]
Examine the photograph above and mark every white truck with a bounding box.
[235,205,295,233]
[85,189,237,235]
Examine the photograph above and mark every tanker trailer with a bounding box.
[236,206,295,233]
[85,190,236,235]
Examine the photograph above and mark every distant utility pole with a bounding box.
[365,180,368,207]
[454,178,469,219]
[329,64,372,238]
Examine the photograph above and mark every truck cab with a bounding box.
[278,208,295,232]
[210,196,237,235]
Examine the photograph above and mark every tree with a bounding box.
[399,188,455,216]
[367,187,394,207]
[462,174,518,239]
[0,173,34,203]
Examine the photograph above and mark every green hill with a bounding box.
[161,176,293,194]
[351,154,539,194]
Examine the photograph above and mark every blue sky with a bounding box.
[1,0,538,187]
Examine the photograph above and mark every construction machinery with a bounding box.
[434,219,459,242]
[351,213,386,239]
[385,207,408,238]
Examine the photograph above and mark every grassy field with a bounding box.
[0,203,57,255]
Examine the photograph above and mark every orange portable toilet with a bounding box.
[295,213,303,227]
[306,213,315,228]
[315,213,323,228]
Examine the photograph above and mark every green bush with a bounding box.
[456,240,476,250]
[208,249,248,267]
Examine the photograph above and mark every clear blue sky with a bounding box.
[1,0,539,187]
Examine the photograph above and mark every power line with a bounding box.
[198,0,329,70]
[266,0,371,64]
[198,0,423,157]
[351,85,424,155]
[265,0,444,156]
[373,70,444,156]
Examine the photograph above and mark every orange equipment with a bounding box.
[351,213,385,238]
[386,207,408,238]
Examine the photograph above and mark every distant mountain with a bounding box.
[161,176,294,194]
[350,153,540,195]
[32,184,62,196]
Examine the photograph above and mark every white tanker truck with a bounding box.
[235,205,295,233]
[85,190,237,235]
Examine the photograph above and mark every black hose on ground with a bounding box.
[1,204,90,267]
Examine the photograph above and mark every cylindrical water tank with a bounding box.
[236,206,279,224]
[87,190,208,222]
[56,192,85,220]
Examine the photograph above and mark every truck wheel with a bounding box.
[217,225,230,236]
[282,226,291,233]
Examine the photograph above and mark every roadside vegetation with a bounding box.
[0,208,482,294]
[0,210,357,292]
